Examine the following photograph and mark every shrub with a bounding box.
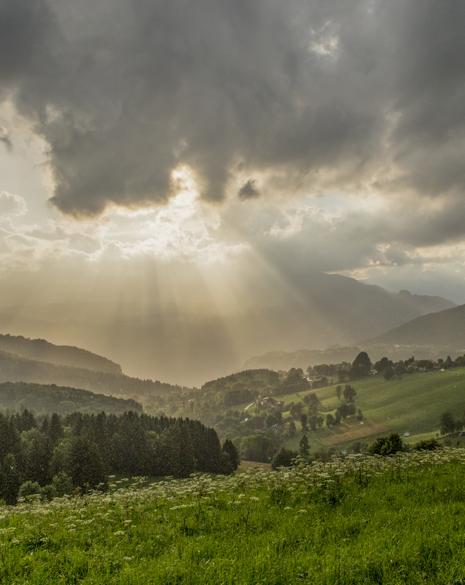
[271,448,297,469]
[368,433,404,456]
[18,481,41,500]
[240,434,276,462]
[51,472,73,496]
[41,484,57,501]
[414,438,440,451]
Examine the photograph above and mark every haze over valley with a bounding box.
[0,273,458,385]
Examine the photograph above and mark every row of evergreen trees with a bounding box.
[0,410,239,504]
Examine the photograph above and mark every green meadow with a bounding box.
[2,449,465,584]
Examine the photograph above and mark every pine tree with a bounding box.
[222,439,240,470]
[350,352,372,379]
[48,413,64,446]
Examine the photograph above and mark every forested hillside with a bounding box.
[0,381,141,415]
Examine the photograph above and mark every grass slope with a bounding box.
[1,450,465,583]
[280,368,465,450]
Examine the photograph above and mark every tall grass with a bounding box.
[2,449,465,584]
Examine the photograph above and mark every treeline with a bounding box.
[0,411,239,504]
[307,352,465,385]
[307,351,373,385]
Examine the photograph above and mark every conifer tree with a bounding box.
[48,413,64,446]
[222,439,240,470]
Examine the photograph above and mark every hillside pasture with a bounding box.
[2,450,465,583]
[278,368,465,450]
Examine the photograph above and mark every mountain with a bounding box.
[373,304,465,348]
[0,381,141,415]
[276,274,455,346]
[0,333,121,374]
[395,290,455,315]
[0,275,455,385]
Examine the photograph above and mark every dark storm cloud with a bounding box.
[0,1,53,83]
[238,180,260,201]
[1,0,465,240]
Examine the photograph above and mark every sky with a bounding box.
[1,0,465,382]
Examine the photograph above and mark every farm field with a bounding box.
[280,368,465,451]
[2,449,465,584]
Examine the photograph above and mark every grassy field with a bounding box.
[281,368,465,450]
[2,449,465,583]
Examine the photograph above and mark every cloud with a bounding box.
[0,0,464,260]
[238,179,260,200]
[0,2,456,218]
[0,125,11,149]
[0,191,27,217]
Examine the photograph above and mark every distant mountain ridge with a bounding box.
[395,289,456,315]
[288,275,456,345]
[240,283,455,373]
[372,304,465,347]
[0,333,122,374]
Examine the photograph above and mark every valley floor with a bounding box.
[2,450,465,584]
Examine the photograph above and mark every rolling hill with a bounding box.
[279,368,465,451]
[200,364,465,455]
[0,381,141,415]
[373,303,465,348]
